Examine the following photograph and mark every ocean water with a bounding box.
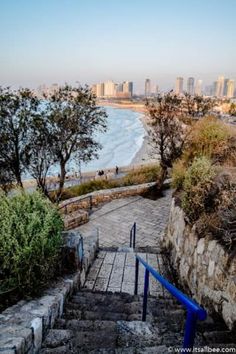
[66,106,145,173]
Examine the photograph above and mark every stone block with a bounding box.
[197,238,205,255]
[31,317,43,352]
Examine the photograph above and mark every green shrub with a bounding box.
[172,160,186,190]
[182,157,216,221]
[0,191,63,296]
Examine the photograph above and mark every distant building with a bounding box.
[104,80,116,97]
[227,80,235,98]
[213,81,218,96]
[96,83,104,97]
[195,80,202,95]
[145,79,151,97]
[216,76,225,97]
[155,85,159,95]
[187,77,195,95]
[223,79,229,96]
[123,81,133,97]
[91,80,133,98]
[175,77,184,95]
[116,83,123,93]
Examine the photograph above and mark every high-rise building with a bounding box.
[104,80,116,97]
[195,80,202,95]
[223,79,229,96]
[156,85,159,95]
[216,76,225,97]
[213,81,218,96]
[145,79,151,97]
[187,77,195,95]
[175,77,184,95]
[227,80,235,98]
[96,83,104,97]
[123,81,133,97]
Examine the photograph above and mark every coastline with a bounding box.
[100,100,155,166]
[22,102,155,189]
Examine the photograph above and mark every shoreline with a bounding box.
[22,102,155,189]
[100,100,155,166]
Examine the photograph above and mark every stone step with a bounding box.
[203,330,236,344]
[40,290,236,353]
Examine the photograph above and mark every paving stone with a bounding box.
[76,191,172,250]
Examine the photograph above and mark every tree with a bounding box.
[0,159,15,193]
[146,92,191,183]
[24,114,57,198]
[229,103,236,116]
[0,87,40,187]
[182,93,215,118]
[44,85,107,201]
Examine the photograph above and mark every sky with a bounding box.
[0,0,235,92]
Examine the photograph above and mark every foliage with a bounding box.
[122,165,161,186]
[182,157,216,221]
[229,103,236,116]
[194,172,236,253]
[24,114,57,198]
[171,159,187,190]
[184,115,232,163]
[0,192,63,296]
[0,85,107,200]
[0,87,40,187]
[44,85,107,201]
[59,165,161,201]
[182,93,215,117]
[146,92,190,176]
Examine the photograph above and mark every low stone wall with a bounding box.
[0,231,98,354]
[59,182,157,229]
[63,209,89,230]
[163,198,236,330]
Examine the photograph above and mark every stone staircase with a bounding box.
[40,251,236,354]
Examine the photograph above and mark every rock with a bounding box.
[42,329,73,348]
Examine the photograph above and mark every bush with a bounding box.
[59,165,161,201]
[185,115,232,163]
[182,157,216,221]
[0,191,63,297]
[172,160,186,190]
[122,165,161,186]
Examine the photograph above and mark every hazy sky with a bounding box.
[0,0,235,92]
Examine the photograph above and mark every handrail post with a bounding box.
[142,269,149,321]
[183,310,197,352]
[89,195,92,211]
[133,222,136,249]
[130,229,132,248]
[134,258,139,295]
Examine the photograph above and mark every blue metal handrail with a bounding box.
[135,255,207,352]
[129,222,136,248]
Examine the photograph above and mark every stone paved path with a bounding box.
[84,250,173,297]
[76,189,172,251]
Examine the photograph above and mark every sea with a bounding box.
[46,106,145,176]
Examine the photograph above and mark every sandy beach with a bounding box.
[22,102,156,189]
[100,100,155,166]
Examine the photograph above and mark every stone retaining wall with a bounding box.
[59,183,157,229]
[59,182,157,214]
[163,198,236,330]
[0,231,98,354]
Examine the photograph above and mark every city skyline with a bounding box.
[0,0,236,91]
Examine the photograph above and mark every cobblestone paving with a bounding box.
[84,250,172,297]
[76,189,173,251]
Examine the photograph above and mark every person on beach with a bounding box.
[115,166,119,175]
